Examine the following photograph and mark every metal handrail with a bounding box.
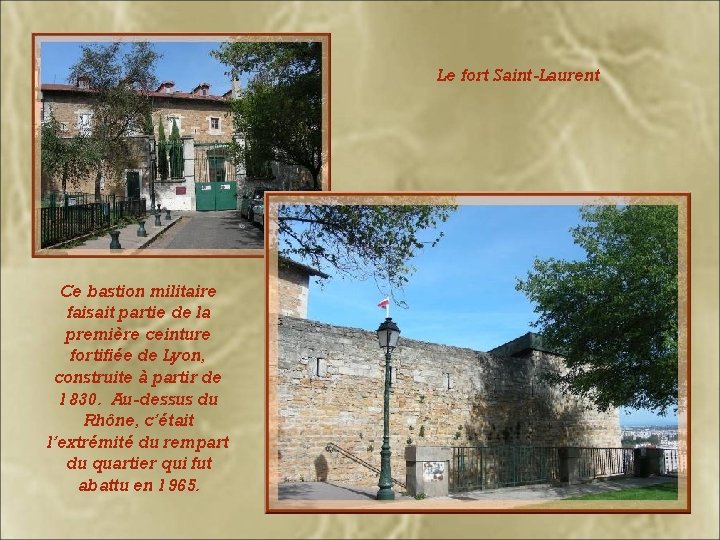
[325,442,406,489]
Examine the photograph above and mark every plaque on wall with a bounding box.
[423,461,445,482]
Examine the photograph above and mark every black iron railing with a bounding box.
[40,203,109,248]
[40,196,146,248]
[659,448,685,476]
[449,445,682,493]
[577,447,634,480]
[112,197,146,221]
[450,446,560,492]
[325,443,406,489]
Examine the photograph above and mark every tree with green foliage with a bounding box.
[212,41,322,189]
[41,112,96,194]
[516,205,679,414]
[68,42,160,199]
[278,205,455,303]
[143,109,154,136]
[157,117,168,181]
[168,119,183,179]
[621,433,662,447]
[243,137,274,179]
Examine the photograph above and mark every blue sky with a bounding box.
[39,40,246,95]
[302,204,678,428]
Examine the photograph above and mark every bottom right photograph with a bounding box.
[264,193,689,512]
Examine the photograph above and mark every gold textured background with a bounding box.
[1,1,718,539]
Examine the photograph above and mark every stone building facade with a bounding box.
[275,316,621,487]
[41,80,232,144]
[40,78,321,210]
[40,79,243,210]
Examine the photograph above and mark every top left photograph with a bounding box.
[32,33,330,257]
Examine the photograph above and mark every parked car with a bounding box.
[252,200,265,228]
[240,187,266,221]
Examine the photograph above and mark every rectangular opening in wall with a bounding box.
[314,357,327,377]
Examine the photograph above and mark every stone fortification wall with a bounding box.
[277,266,309,318]
[276,316,620,487]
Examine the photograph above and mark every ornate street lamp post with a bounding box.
[148,136,157,211]
[376,316,401,500]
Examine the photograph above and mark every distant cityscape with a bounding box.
[620,424,686,475]
[621,425,679,450]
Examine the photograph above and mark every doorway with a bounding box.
[126,170,141,199]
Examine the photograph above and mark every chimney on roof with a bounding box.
[156,81,175,93]
[231,78,242,99]
[192,82,211,97]
[77,75,90,89]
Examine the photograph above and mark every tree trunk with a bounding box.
[311,167,321,191]
[61,164,68,194]
[95,165,102,202]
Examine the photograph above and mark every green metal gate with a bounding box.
[195,181,237,211]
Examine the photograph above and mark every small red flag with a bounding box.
[377,298,390,308]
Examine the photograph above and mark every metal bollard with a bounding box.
[165,208,171,220]
[156,203,162,213]
[109,230,122,249]
[137,220,147,237]
[154,212,162,226]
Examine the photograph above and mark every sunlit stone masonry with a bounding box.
[275,316,621,487]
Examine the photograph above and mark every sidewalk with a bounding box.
[277,476,677,502]
[447,475,676,501]
[71,211,192,252]
[279,481,413,501]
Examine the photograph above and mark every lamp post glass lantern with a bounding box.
[376,317,400,500]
